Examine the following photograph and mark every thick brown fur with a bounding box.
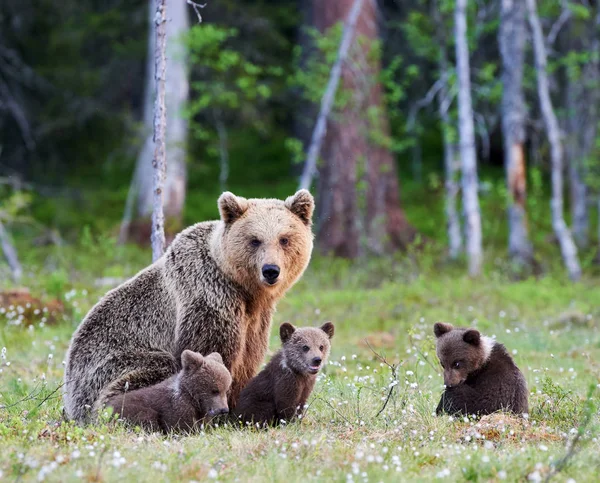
[433,322,529,417]
[104,351,231,433]
[64,191,314,423]
[234,322,334,426]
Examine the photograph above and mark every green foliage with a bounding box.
[185,25,279,140]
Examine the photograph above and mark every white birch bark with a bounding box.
[151,0,167,262]
[0,220,22,282]
[500,0,533,264]
[127,0,189,225]
[455,0,483,276]
[526,0,581,281]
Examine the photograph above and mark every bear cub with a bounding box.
[105,350,232,433]
[235,322,334,426]
[434,322,528,417]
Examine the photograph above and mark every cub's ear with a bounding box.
[285,189,314,226]
[463,329,481,345]
[218,192,249,224]
[280,322,296,344]
[434,322,453,338]
[206,352,224,365]
[181,350,205,370]
[320,322,335,339]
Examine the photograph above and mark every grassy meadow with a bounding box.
[0,242,599,482]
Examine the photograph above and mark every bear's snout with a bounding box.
[311,357,322,366]
[208,407,229,417]
[262,264,281,284]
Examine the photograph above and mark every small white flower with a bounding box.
[498,470,507,479]
[528,471,542,482]
[208,469,218,479]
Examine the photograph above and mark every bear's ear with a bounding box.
[218,192,249,224]
[181,350,205,371]
[285,189,314,226]
[434,322,453,338]
[320,322,335,339]
[206,352,224,365]
[463,329,481,346]
[280,322,296,343]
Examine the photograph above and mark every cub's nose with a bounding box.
[262,264,280,284]
[311,357,322,366]
[217,407,229,415]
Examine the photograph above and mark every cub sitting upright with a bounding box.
[235,322,334,426]
[104,350,231,433]
[433,322,528,417]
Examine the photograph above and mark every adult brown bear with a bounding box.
[63,190,314,423]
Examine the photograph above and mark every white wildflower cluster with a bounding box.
[346,444,400,481]
[110,451,126,468]
[152,461,168,472]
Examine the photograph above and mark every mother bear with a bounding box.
[63,190,314,423]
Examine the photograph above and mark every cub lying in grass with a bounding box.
[433,322,528,417]
[234,322,334,427]
[104,350,231,433]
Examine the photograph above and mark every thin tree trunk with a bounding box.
[151,0,167,262]
[500,0,532,265]
[433,4,462,259]
[0,220,22,282]
[455,0,483,276]
[215,115,229,193]
[566,85,589,248]
[298,0,363,192]
[121,0,189,243]
[527,0,581,280]
[439,100,462,260]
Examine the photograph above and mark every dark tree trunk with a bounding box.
[312,0,414,257]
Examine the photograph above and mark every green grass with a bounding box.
[1,243,599,482]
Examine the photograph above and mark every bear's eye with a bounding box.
[302,345,310,352]
[319,345,324,351]
[212,389,220,396]
[453,361,461,369]
[280,237,289,247]
[250,238,262,248]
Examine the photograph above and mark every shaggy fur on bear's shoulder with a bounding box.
[433,322,529,417]
[104,351,231,433]
[234,322,334,427]
[64,191,314,424]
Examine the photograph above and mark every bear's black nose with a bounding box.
[312,357,322,366]
[262,264,280,284]
[218,407,229,415]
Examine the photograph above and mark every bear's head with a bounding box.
[279,322,334,375]
[433,322,494,388]
[179,350,232,418]
[215,190,315,295]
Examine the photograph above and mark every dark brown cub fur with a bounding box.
[234,322,334,426]
[433,322,528,417]
[105,351,231,433]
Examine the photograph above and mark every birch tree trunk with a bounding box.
[0,220,22,282]
[455,0,483,276]
[526,0,581,281]
[439,94,462,260]
[432,4,462,260]
[120,0,189,243]
[500,0,532,264]
[151,0,167,262]
[566,84,589,248]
